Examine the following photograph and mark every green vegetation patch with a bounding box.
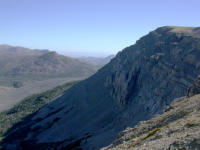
[128,128,161,148]
[142,128,161,140]
[0,80,79,139]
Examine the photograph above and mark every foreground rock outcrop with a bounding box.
[1,26,200,150]
[187,75,200,97]
[103,76,200,150]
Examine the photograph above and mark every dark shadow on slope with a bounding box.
[1,107,83,150]
[0,100,149,150]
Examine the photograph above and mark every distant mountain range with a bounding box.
[78,55,115,68]
[0,45,96,80]
[2,26,200,150]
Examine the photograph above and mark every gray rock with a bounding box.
[103,92,200,150]
[187,75,200,97]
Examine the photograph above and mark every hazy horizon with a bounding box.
[0,0,199,57]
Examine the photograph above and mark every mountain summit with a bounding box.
[2,26,200,149]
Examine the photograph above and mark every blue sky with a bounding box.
[0,0,199,57]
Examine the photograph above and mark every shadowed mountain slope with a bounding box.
[0,81,79,142]
[103,76,200,150]
[2,26,200,150]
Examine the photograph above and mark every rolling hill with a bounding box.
[0,44,96,83]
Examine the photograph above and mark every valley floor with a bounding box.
[0,77,85,112]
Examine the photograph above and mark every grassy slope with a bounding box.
[0,80,79,140]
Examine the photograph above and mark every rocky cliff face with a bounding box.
[187,75,200,97]
[2,26,200,150]
[103,76,200,150]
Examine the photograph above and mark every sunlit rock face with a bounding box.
[2,26,200,150]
